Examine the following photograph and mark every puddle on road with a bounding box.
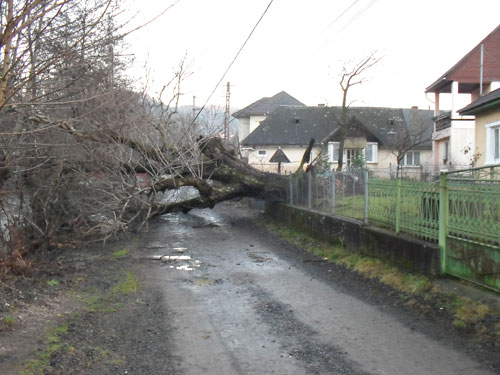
[150,252,201,271]
[191,278,223,286]
[151,255,192,261]
[247,252,273,265]
[159,209,225,230]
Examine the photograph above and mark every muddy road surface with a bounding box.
[2,201,498,374]
[138,202,497,375]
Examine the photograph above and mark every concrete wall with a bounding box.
[266,202,440,276]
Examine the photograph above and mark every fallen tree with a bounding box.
[150,137,290,214]
[0,0,316,275]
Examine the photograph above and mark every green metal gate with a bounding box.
[439,165,500,291]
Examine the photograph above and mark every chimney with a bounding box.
[411,106,418,109]
[318,104,325,107]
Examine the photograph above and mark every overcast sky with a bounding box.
[123,0,500,112]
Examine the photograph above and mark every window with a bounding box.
[328,142,339,162]
[486,121,500,164]
[403,151,421,166]
[329,141,378,164]
[346,149,362,166]
[365,143,378,163]
[443,141,449,164]
[257,150,267,158]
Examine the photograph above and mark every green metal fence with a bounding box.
[367,179,439,242]
[288,165,500,291]
[365,178,397,228]
[440,165,500,291]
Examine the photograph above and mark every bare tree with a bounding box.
[0,0,132,263]
[386,109,433,178]
[0,0,294,274]
[336,52,381,170]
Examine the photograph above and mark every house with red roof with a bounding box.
[425,24,500,169]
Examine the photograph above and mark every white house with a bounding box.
[241,105,434,179]
[232,91,305,160]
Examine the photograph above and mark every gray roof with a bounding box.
[459,88,500,115]
[232,91,306,118]
[241,106,434,149]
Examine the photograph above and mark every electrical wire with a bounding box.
[316,0,379,54]
[336,0,378,36]
[191,0,274,126]
[322,0,361,34]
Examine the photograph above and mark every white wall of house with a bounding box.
[239,115,268,160]
[432,80,476,169]
[238,117,250,142]
[327,141,432,170]
[246,146,322,174]
[433,123,475,169]
[249,115,266,135]
[246,142,432,177]
[238,115,267,142]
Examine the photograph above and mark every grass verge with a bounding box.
[111,248,129,258]
[20,269,139,374]
[21,324,68,375]
[262,218,500,341]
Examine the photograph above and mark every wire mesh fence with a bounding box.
[288,170,368,221]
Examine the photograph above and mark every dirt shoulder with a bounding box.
[0,232,175,375]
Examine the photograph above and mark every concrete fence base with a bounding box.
[265,202,440,277]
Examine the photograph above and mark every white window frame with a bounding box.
[256,149,267,158]
[403,150,421,166]
[365,142,378,163]
[328,142,339,163]
[329,141,378,164]
[486,121,500,165]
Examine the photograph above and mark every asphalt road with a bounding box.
[137,201,497,375]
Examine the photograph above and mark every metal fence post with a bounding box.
[330,171,336,214]
[364,169,369,224]
[395,178,401,234]
[289,173,293,205]
[439,173,449,274]
[307,172,312,209]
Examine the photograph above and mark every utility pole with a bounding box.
[480,44,484,96]
[224,82,230,139]
[192,95,197,117]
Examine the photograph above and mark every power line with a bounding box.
[316,0,379,54]
[322,0,361,34]
[191,0,274,126]
[337,0,378,35]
